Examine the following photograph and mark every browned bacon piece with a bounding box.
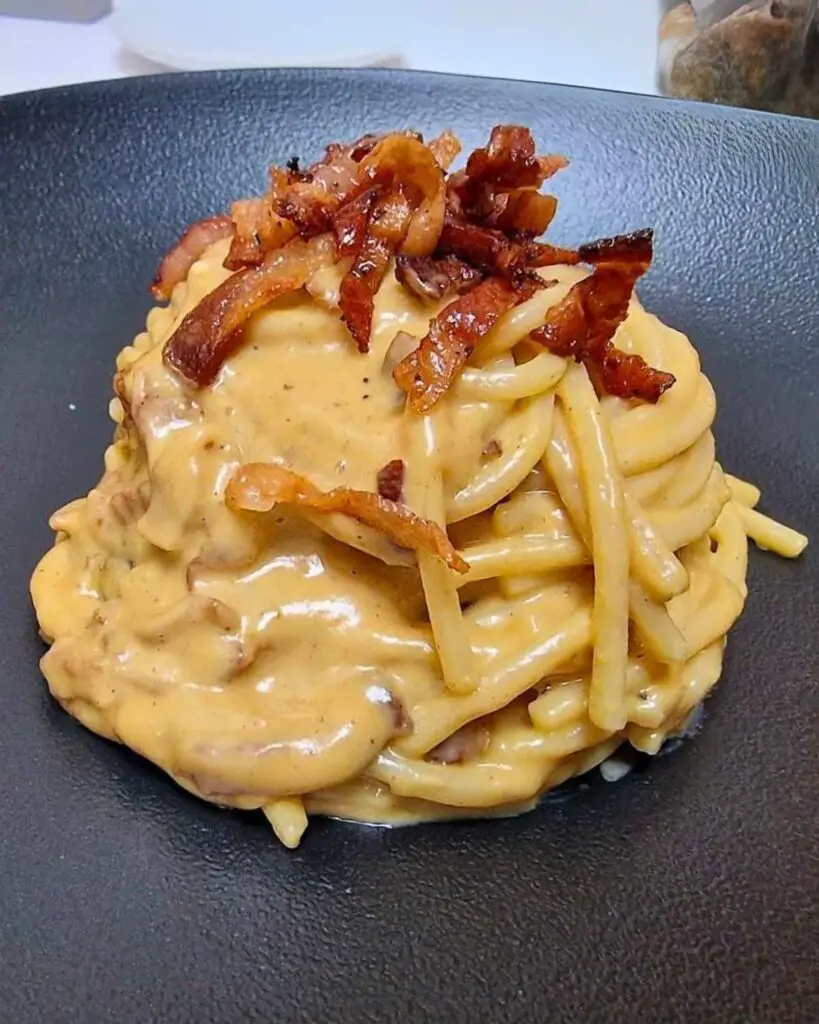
[154,129,669,406]
[332,188,378,258]
[361,133,442,203]
[226,463,469,573]
[579,230,654,268]
[223,138,385,272]
[449,125,567,225]
[151,214,233,301]
[428,130,462,171]
[376,459,405,502]
[393,275,543,412]
[345,133,383,161]
[261,136,382,243]
[465,125,565,189]
[530,230,655,367]
[481,188,558,237]
[437,214,512,273]
[437,213,577,281]
[530,229,676,403]
[224,197,297,270]
[443,125,569,271]
[338,189,413,352]
[402,184,446,258]
[274,154,361,237]
[394,254,483,304]
[536,153,570,181]
[163,235,334,387]
[597,347,677,403]
[333,133,456,350]
[224,199,265,270]
[525,240,582,267]
[361,132,447,258]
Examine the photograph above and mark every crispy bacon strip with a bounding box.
[360,132,447,258]
[428,130,462,171]
[404,131,460,254]
[345,133,383,161]
[163,235,334,387]
[463,125,567,190]
[481,189,558,237]
[151,215,233,301]
[338,189,413,352]
[223,138,386,272]
[530,229,676,403]
[224,200,265,270]
[526,240,581,267]
[332,188,378,258]
[333,135,447,349]
[271,142,366,238]
[154,129,669,408]
[445,126,567,257]
[361,133,442,204]
[536,154,570,180]
[402,183,446,258]
[438,213,577,281]
[394,275,543,412]
[579,231,653,268]
[395,254,483,304]
[596,348,677,402]
[437,214,518,276]
[227,463,468,573]
[376,459,405,502]
[224,197,297,270]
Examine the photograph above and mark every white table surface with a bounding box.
[0,1,660,98]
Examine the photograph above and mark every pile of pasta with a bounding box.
[31,126,807,848]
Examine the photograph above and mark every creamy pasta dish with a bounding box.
[31,126,807,848]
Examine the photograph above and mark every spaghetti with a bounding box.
[30,127,807,848]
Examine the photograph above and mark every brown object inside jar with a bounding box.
[659,1,819,118]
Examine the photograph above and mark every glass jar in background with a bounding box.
[658,1,819,118]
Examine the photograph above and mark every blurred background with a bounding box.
[0,0,659,97]
[1,1,816,118]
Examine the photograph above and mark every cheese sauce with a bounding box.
[32,239,572,811]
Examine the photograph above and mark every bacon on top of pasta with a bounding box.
[157,125,674,407]
[31,124,807,849]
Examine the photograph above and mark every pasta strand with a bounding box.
[558,364,630,731]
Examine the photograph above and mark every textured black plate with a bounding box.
[1,69,817,1024]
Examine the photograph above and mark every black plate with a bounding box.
[1,69,817,1024]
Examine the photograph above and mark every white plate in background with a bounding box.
[112,0,658,92]
[112,0,404,70]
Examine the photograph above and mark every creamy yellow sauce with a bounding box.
[32,240,560,810]
[32,237,770,841]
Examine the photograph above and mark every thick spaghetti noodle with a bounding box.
[30,127,807,848]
